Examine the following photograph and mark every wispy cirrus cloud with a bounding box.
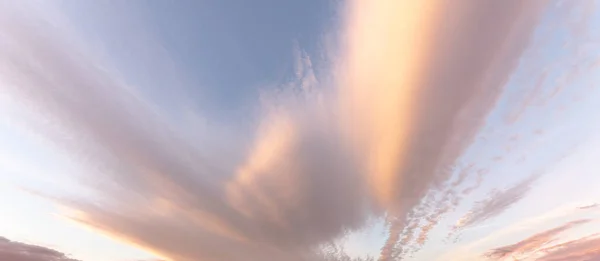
[453,174,540,234]
[479,208,600,261]
[484,219,592,260]
[535,234,600,261]
[436,202,600,261]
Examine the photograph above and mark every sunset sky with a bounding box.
[1,1,600,261]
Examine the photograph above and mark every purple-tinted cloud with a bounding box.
[0,236,80,261]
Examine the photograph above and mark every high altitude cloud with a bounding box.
[453,175,540,233]
[351,1,549,259]
[339,0,546,216]
[481,214,600,261]
[0,0,561,261]
[484,219,592,260]
[436,203,600,261]
[0,236,80,261]
[0,5,367,259]
[535,235,600,261]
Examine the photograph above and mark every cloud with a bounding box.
[453,175,540,234]
[379,164,489,259]
[579,204,600,210]
[317,242,376,261]
[502,0,600,125]
[535,234,600,261]
[448,127,587,243]
[435,202,600,261]
[505,70,549,124]
[0,236,80,261]
[484,219,591,260]
[477,210,600,261]
[339,0,546,216]
[338,1,547,259]
[0,5,368,259]
[0,0,559,261]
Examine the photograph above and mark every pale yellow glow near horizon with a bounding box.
[60,209,173,261]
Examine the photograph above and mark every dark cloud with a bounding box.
[0,236,80,261]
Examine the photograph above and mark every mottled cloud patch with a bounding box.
[0,237,80,261]
[380,164,490,259]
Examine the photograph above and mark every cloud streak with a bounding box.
[453,174,540,234]
[340,0,546,216]
[535,234,600,261]
[338,1,547,259]
[484,219,592,260]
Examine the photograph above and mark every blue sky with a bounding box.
[1,1,600,261]
[58,0,335,120]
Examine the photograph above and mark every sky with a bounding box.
[1,0,600,261]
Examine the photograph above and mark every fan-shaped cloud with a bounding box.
[0,0,587,261]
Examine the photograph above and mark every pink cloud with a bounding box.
[484,219,592,260]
